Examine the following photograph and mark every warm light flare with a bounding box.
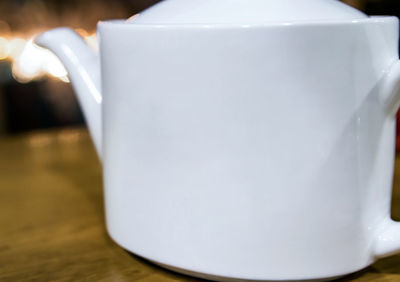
[0,30,97,83]
[0,37,9,60]
[85,34,98,52]
[8,38,26,59]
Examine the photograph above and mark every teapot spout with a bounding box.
[35,28,102,159]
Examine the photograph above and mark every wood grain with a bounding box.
[0,128,399,281]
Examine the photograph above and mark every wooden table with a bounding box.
[0,128,400,281]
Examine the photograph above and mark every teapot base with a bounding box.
[149,259,347,282]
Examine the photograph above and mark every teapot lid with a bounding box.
[128,0,367,25]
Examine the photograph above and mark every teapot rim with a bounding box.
[98,16,398,29]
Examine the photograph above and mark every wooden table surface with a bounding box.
[1,128,400,282]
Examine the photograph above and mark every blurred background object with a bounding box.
[0,0,159,134]
[0,0,399,141]
[342,0,366,10]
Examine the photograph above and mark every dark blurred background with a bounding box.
[0,0,398,138]
[0,0,159,135]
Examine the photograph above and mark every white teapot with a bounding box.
[36,0,400,281]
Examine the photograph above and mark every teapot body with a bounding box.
[98,18,399,281]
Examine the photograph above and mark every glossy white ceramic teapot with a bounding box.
[36,0,400,281]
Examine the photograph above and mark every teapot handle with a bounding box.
[374,60,400,258]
